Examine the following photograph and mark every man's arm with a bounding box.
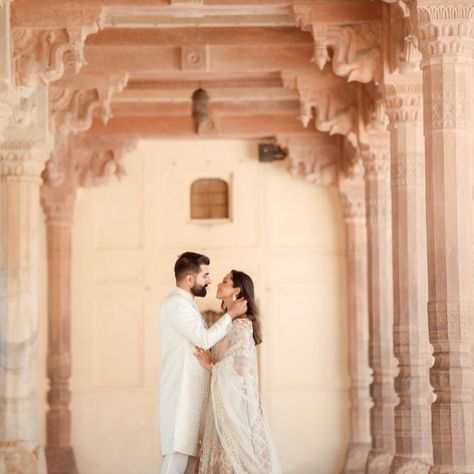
[168,300,232,350]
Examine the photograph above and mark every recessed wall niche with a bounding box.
[190,178,229,220]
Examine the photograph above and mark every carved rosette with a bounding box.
[416,4,474,63]
[293,5,382,83]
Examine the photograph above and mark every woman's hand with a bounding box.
[194,346,212,371]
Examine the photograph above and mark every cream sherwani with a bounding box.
[159,287,232,457]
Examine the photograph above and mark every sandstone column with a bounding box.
[384,75,432,473]
[362,128,398,474]
[415,3,474,472]
[40,184,78,474]
[339,160,372,474]
[0,140,49,474]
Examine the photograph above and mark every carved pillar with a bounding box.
[415,3,474,472]
[0,140,49,474]
[384,75,432,473]
[40,184,77,474]
[362,128,398,474]
[339,160,372,473]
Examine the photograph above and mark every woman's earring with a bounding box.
[232,294,237,302]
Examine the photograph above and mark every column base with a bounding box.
[390,455,431,474]
[0,441,46,474]
[45,446,78,474]
[367,449,393,474]
[343,442,371,473]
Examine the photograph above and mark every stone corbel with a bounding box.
[282,72,360,146]
[276,133,340,186]
[51,74,128,135]
[293,5,382,83]
[12,10,104,87]
[385,1,421,75]
[43,133,136,191]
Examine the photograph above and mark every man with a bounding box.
[159,252,247,474]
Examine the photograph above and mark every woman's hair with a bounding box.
[226,269,262,345]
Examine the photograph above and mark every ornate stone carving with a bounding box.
[367,451,394,474]
[416,4,474,61]
[384,73,423,124]
[293,6,382,83]
[282,72,360,146]
[0,139,49,179]
[12,10,104,86]
[51,74,128,135]
[277,134,339,186]
[181,45,208,71]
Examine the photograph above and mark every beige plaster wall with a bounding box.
[39,139,350,474]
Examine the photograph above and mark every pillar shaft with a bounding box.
[40,185,78,474]
[385,76,433,474]
[339,163,372,474]
[0,141,49,474]
[416,3,474,472]
[363,129,398,474]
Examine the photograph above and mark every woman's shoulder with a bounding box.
[232,317,253,330]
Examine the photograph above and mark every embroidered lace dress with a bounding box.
[198,318,281,474]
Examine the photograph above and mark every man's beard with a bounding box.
[191,283,207,297]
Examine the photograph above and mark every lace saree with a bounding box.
[199,319,281,474]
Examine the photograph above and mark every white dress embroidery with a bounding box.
[199,319,281,474]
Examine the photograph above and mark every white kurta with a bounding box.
[159,287,232,457]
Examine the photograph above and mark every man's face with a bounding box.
[190,264,211,297]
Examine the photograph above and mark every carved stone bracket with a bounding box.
[293,5,382,83]
[282,71,361,147]
[43,133,136,191]
[51,74,128,135]
[12,9,105,86]
[276,133,340,186]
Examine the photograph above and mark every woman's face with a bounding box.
[216,272,240,300]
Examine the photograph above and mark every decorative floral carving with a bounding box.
[384,75,423,124]
[416,4,474,60]
[181,45,208,71]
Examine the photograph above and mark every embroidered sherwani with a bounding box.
[159,287,232,457]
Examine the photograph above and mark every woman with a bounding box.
[194,270,281,474]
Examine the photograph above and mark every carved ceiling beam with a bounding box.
[88,113,314,138]
[293,4,383,83]
[11,7,105,86]
[276,132,341,186]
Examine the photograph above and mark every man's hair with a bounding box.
[174,252,210,282]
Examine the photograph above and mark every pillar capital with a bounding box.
[416,3,474,63]
[384,73,424,125]
[0,139,50,181]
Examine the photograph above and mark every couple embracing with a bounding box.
[159,252,281,474]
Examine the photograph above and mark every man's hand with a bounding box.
[194,346,212,370]
[227,298,248,319]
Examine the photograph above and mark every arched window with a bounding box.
[190,178,229,219]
